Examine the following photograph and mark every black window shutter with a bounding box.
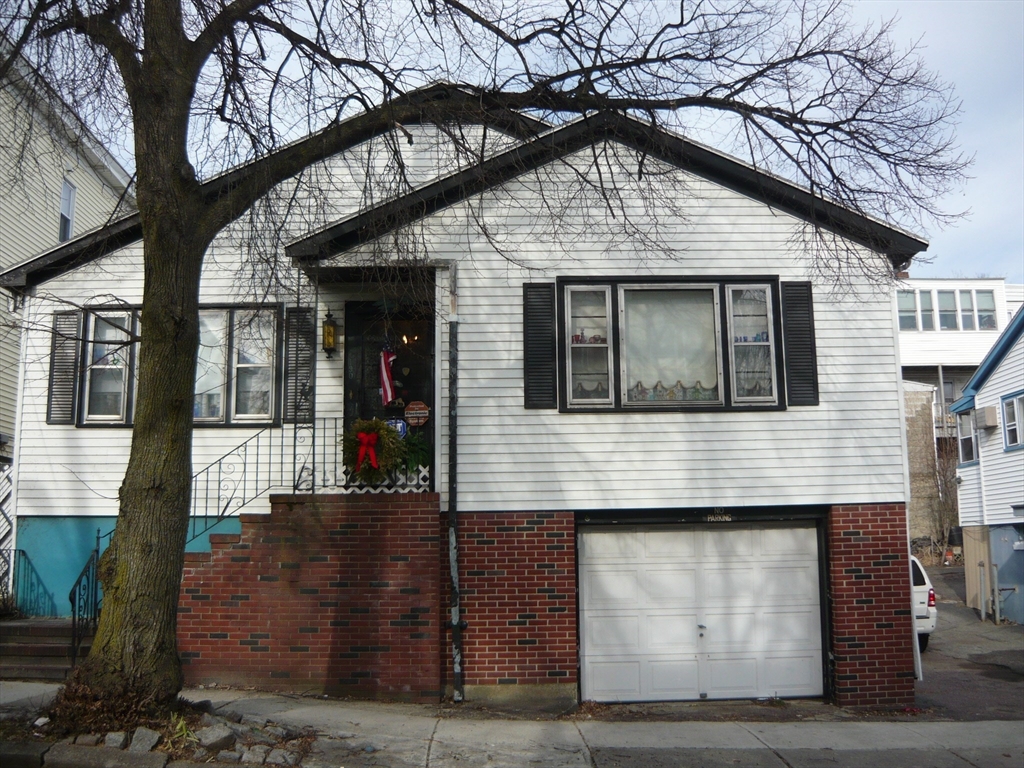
[283,307,316,423]
[47,310,82,424]
[781,282,819,406]
[523,283,557,409]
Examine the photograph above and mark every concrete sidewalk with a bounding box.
[2,683,1023,767]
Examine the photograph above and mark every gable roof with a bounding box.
[287,111,927,267]
[950,306,1024,414]
[1,87,928,291]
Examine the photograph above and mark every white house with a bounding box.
[0,43,133,465]
[950,308,1024,624]
[1,98,928,708]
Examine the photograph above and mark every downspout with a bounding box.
[447,318,465,701]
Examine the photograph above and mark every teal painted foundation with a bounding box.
[13,515,242,617]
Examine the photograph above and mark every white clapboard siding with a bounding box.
[14,136,910,519]
[1,85,129,444]
[972,335,1024,525]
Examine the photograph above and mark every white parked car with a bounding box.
[911,555,937,650]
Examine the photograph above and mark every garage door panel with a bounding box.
[648,659,700,697]
[703,610,759,652]
[587,660,641,700]
[761,526,817,556]
[761,608,820,647]
[583,567,639,606]
[763,653,823,696]
[704,567,756,603]
[644,529,697,558]
[584,529,640,560]
[585,614,640,653]
[645,567,698,604]
[761,565,818,603]
[646,613,699,651]
[703,528,753,557]
[705,656,759,697]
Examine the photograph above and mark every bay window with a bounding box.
[556,279,790,411]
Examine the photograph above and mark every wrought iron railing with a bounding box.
[2,547,57,617]
[69,530,103,666]
[187,418,431,543]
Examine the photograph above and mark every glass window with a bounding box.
[958,411,976,463]
[976,291,997,330]
[59,180,76,242]
[938,291,958,330]
[959,290,975,330]
[727,286,775,403]
[85,313,131,420]
[195,311,227,420]
[919,291,935,330]
[897,291,918,331]
[619,286,722,405]
[1004,395,1023,448]
[233,309,275,419]
[567,288,613,405]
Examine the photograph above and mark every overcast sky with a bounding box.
[851,0,1024,283]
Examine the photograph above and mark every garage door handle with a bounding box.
[697,624,706,629]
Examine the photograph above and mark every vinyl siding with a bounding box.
[972,335,1024,525]
[13,140,909,520]
[0,83,129,452]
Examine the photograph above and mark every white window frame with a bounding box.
[897,290,918,331]
[726,283,778,405]
[1003,392,1024,450]
[565,286,614,407]
[617,283,724,408]
[193,307,277,424]
[231,309,276,422]
[957,410,978,464]
[83,312,132,423]
[59,179,76,242]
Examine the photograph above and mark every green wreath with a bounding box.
[343,419,406,485]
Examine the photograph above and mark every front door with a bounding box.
[344,302,434,480]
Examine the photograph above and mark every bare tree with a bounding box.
[1,0,968,705]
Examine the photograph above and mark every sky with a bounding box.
[851,0,1024,283]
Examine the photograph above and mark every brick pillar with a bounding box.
[828,503,916,707]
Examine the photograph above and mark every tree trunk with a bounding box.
[75,57,210,702]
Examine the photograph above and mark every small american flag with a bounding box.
[380,348,398,405]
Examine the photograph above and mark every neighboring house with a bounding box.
[895,278,1023,541]
[950,308,1024,624]
[0,43,133,467]
[2,98,928,708]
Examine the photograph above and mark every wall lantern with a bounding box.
[322,310,338,358]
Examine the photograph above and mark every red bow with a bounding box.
[356,432,379,471]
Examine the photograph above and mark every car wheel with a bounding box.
[918,633,929,652]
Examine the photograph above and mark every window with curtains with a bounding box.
[46,305,316,426]
[558,279,785,411]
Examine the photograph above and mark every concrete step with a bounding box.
[0,620,91,681]
[0,659,71,681]
[0,641,89,657]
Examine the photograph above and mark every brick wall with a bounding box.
[178,493,442,702]
[448,512,578,688]
[828,503,916,707]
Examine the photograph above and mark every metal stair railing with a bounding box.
[69,530,102,666]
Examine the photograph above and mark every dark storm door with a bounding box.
[344,302,434,482]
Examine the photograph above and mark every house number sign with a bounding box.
[405,401,430,427]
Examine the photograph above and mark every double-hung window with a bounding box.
[194,308,276,422]
[957,411,977,464]
[1003,393,1024,450]
[559,280,787,411]
[47,305,314,427]
[84,312,135,422]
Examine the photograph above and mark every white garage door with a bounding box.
[579,523,823,702]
